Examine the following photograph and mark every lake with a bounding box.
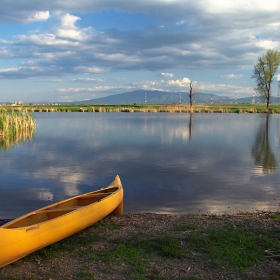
[1,112,280,219]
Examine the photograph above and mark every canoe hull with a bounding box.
[0,175,123,268]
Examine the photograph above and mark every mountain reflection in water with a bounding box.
[0,112,280,219]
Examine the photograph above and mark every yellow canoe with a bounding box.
[0,175,123,268]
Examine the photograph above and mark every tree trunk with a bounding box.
[189,82,193,109]
[266,89,270,111]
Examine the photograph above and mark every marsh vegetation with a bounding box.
[0,110,36,149]
[2,103,280,114]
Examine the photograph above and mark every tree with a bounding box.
[189,81,194,108]
[189,81,198,109]
[252,49,280,110]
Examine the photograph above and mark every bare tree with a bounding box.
[252,49,280,110]
[189,81,197,108]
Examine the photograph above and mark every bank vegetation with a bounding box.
[0,110,36,149]
[2,103,280,114]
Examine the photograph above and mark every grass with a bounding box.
[76,271,96,280]
[0,110,36,149]
[2,213,280,279]
[2,103,280,114]
[193,224,263,268]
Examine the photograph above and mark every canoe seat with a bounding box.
[36,207,82,213]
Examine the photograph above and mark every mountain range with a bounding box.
[71,89,278,105]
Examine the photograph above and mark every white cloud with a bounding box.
[75,66,107,74]
[221,74,243,79]
[176,20,187,25]
[60,13,80,28]
[255,40,280,50]
[0,67,20,73]
[161,72,174,78]
[168,77,191,87]
[198,82,252,96]
[73,78,104,82]
[57,86,121,92]
[204,0,280,14]
[55,13,90,40]
[0,1,280,101]
[27,11,50,22]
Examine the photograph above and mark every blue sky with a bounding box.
[0,0,280,103]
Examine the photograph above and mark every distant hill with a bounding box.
[1,89,279,105]
[72,90,238,105]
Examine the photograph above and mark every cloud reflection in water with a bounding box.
[1,112,280,218]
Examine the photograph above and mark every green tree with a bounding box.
[252,49,280,110]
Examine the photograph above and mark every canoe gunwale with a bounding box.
[0,175,123,269]
[1,175,123,230]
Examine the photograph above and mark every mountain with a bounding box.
[67,89,280,105]
[72,90,234,105]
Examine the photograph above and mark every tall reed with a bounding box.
[0,111,36,149]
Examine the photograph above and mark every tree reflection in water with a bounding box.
[251,114,278,173]
[189,113,193,140]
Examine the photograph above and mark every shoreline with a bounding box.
[1,103,280,114]
[1,212,280,279]
[0,210,277,226]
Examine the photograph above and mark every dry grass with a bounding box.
[0,111,36,149]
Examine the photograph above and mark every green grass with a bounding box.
[186,223,280,269]
[270,213,280,221]
[173,223,196,231]
[2,103,280,114]
[76,271,96,280]
[30,220,280,272]
[112,244,148,274]
[3,214,280,279]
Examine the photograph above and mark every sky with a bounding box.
[0,0,280,103]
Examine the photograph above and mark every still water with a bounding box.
[1,112,280,219]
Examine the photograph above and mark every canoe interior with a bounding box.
[4,187,118,229]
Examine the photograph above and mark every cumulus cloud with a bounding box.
[1,2,279,77]
[0,0,279,101]
[168,77,191,87]
[60,13,80,28]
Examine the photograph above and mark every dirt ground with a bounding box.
[1,213,280,280]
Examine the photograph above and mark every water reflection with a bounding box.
[252,114,278,174]
[189,113,194,140]
[0,130,35,150]
[0,113,280,218]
